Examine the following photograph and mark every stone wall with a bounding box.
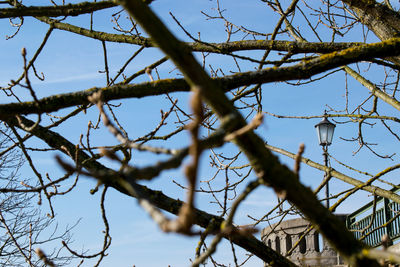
[261,217,347,266]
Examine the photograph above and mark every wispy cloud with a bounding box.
[33,71,103,85]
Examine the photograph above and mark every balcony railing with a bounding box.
[346,187,400,247]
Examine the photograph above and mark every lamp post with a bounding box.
[315,113,336,208]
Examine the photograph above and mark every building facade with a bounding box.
[261,217,347,266]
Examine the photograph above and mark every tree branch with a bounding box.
[116,0,379,265]
[0,1,117,18]
[266,143,400,204]
[4,115,296,267]
[2,37,400,118]
[34,16,367,54]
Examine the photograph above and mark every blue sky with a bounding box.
[1,0,400,266]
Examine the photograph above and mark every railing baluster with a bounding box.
[384,198,392,239]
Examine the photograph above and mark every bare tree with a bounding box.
[2,0,400,266]
[0,125,73,266]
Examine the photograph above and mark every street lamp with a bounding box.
[315,113,336,208]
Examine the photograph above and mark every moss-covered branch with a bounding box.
[2,37,400,119]
[35,16,364,54]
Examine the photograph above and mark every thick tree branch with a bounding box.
[0,1,117,18]
[2,37,400,118]
[342,0,400,64]
[342,0,400,41]
[5,115,296,267]
[116,0,379,265]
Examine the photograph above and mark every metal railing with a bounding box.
[346,187,400,247]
